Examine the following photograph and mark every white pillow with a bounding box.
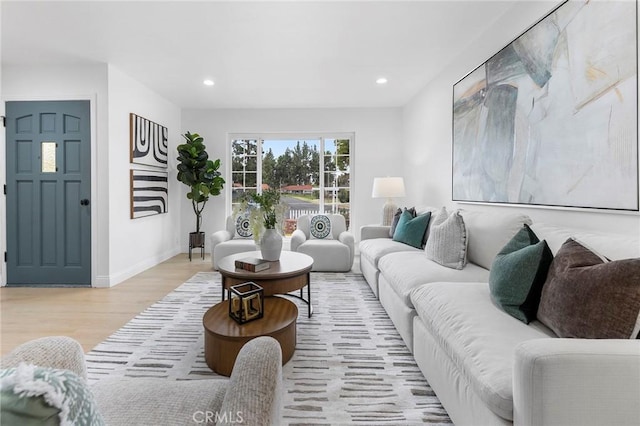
[309,215,334,240]
[425,207,468,270]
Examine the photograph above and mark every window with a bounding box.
[229,134,353,235]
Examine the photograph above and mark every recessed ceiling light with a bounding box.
[203,79,215,86]
[376,77,388,85]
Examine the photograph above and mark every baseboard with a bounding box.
[94,247,181,288]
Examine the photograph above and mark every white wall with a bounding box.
[402,1,640,237]
[1,63,182,287]
[181,108,403,250]
[106,65,182,285]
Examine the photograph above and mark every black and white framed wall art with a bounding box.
[130,113,168,168]
[452,0,638,211]
[130,169,168,219]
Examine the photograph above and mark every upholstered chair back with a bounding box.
[296,214,347,239]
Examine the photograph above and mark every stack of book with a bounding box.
[234,257,271,272]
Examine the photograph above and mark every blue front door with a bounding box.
[6,100,91,285]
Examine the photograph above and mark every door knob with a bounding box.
[80,199,90,206]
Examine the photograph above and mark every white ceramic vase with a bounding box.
[260,228,282,261]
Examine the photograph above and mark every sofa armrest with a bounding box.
[211,230,233,247]
[339,231,355,266]
[290,229,307,252]
[210,230,234,268]
[513,338,640,426]
[1,336,88,380]
[218,336,283,426]
[360,225,391,241]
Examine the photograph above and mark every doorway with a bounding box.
[5,100,91,285]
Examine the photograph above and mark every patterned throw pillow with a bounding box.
[0,363,105,426]
[309,215,333,240]
[489,224,553,323]
[235,213,253,239]
[425,207,468,270]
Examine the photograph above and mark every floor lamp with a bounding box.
[372,177,406,226]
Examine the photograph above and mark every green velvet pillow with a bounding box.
[489,224,553,323]
[0,364,104,426]
[389,207,416,238]
[392,210,431,249]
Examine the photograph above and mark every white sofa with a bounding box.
[359,208,640,426]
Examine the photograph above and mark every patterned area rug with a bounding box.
[86,271,451,425]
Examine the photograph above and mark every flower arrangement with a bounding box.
[234,189,287,243]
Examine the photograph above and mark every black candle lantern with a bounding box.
[228,282,264,324]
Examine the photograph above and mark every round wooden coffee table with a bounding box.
[203,296,298,376]
[218,251,314,317]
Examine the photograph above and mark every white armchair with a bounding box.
[210,214,258,270]
[1,336,283,425]
[291,214,354,272]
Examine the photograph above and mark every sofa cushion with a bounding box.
[489,224,553,324]
[92,378,227,425]
[297,239,352,271]
[425,207,468,270]
[359,238,420,267]
[537,238,640,339]
[459,210,532,270]
[378,251,489,308]
[411,282,555,421]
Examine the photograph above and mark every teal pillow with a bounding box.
[392,210,431,249]
[0,364,105,426]
[390,207,416,238]
[489,224,553,323]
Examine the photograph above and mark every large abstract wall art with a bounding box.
[130,113,168,168]
[452,0,638,211]
[130,169,168,218]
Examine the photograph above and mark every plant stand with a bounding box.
[189,231,205,261]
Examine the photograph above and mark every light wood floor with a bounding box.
[1,254,212,356]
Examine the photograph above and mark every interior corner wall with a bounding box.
[1,63,111,286]
[402,0,640,237]
[106,65,181,285]
[181,108,403,249]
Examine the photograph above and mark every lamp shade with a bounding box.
[372,177,406,199]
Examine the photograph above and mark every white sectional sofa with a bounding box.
[359,208,640,426]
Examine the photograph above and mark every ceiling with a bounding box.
[1,1,516,109]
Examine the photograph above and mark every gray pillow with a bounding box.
[425,207,468,270]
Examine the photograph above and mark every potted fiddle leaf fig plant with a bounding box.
[177,132,225,259]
